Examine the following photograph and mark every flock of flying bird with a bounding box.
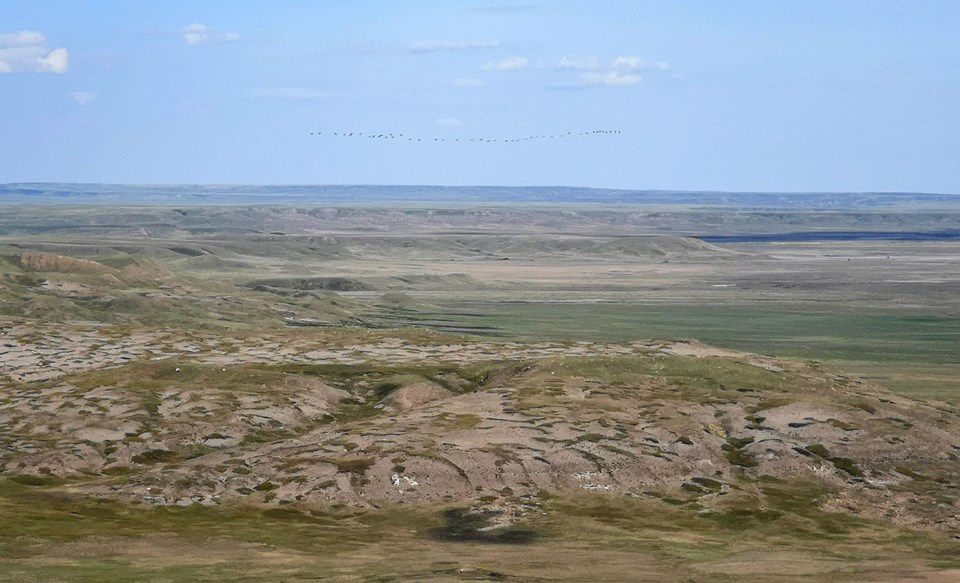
[308,129,622,143]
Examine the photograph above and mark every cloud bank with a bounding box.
[0,31,68,73]
[555,54,669,87]
[481,56,529,71]
[181,23,239,46]
[582,71,641,87]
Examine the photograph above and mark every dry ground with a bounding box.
[1,205,958,580]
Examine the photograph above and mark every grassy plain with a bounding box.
[2,477,958,582]
[409,302,960,399]
[1,201,959,581]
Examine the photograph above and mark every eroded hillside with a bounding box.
[3,327,958,536]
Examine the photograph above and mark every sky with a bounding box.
[1,0,959,192]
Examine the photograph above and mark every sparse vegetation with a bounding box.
[132,449,178,464]
[2,202,959,580]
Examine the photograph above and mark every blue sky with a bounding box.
[1,1,959,192]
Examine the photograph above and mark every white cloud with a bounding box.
[552,54,669,87]
[0,31,46,46]
[613,56,668,71]
[582,71,641,87]
[481,56,529,71]
[0,31,68,74]
[555,55,601,70]
[38,48,68,73]
[453,77,483,88]
[556,54,668,73]
[410,39,499,53]
[436,117,462,127]
[181,23,239,46]
[71,91,98,105]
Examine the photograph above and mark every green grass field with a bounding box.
[419,302,960,399]
[2,477,957,582]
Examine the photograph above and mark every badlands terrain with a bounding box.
[1,191,959,581]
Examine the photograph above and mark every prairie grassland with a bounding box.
[1,204,958,581]
[2,477,959,582]
[413,302,960,399]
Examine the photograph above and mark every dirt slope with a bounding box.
[2,337,957,534]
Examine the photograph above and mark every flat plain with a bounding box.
[1,189,959,581]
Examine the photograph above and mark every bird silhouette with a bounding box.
[308,128,622,143]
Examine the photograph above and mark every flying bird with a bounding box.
[307,128,622,143]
